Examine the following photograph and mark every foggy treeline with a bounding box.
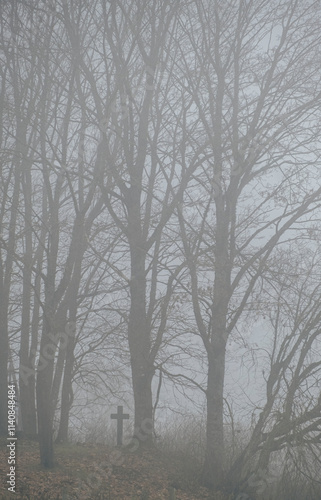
[1,0,321,497]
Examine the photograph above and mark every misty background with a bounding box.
[1,1,321,498]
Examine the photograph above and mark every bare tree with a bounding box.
[0,0,113,465]
[175,0,321,489]
[60,0,201,441]
[225,243,321,493]
[0,0,33,435]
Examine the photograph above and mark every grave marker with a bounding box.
[110,405,129,446]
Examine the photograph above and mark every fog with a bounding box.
[1,1,321,498]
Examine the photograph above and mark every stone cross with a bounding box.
[110,405,129,446]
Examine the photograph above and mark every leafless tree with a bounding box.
[225,243,321,492]
[0,0,35,435]
[175,0,321,488]
[0,1,119,466]
[60,0,201,442]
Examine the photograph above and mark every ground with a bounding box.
[0,438,221,499]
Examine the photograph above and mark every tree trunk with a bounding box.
[0,154,21,435]
[128,239,154,444]
[19,227,36,436]
[56,213,87,443]
[131,359,154,442]
[0,301,8,436]
[37,391,54,468]
[55,364,73,443]
[36,309,56,467]
[202,340,226,488]
[19,159,37,437]
[56,328,75,443]
[36,333,55,468]
[19,366,37,437]
[202,192,230,488]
